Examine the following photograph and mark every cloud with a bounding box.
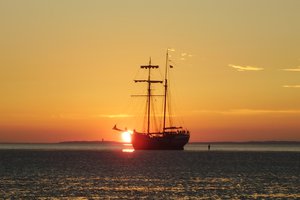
[281,66,300,72]
[193,109,300,115]
[179,52,193,60]
[51,113,133,119]
[52,113,88,120]
[283,85,300,88]
[228,64,264,72]
[98,114,133,118]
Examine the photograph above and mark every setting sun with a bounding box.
[0,1,300,143]
[121,131,132,143]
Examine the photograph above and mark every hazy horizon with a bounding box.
[1,138,300,144]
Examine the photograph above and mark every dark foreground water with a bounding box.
[0,144,299,199]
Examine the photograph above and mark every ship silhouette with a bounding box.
[113,49,190,150]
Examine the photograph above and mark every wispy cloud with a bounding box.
[98,114,133,118]
[193,109,300,115]
[228,64,264,72]
[180,52,193,56]
[281,66,300,72]
[50,113,133,119]
[179,52,193,61]
[181,53,187,57]
[53,113,89,120]
[283,85,300,88]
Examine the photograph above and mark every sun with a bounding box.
[121,131,132,143]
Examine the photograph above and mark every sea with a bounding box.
[0,143,299,199]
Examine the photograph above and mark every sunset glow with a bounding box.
[0,1,300,143]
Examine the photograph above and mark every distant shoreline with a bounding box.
[0,141,299,145]
[59,141,121,144]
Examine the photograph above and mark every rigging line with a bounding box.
[168,62,186,128]
[151,96,159,132]
[132,65,144,82]
[142,98,148,133]
[166,60,173,129]
[168,88,173,128]
[158,90,164,132]
[135,96,146,131]
[157,64,164,82]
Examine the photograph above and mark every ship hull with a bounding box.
[131,133,190,150]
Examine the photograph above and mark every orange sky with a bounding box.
[1,1,300,142]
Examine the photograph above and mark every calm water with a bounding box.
[0,142,299,152]
[0,143,299,199]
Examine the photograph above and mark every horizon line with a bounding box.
[1,140,299,144]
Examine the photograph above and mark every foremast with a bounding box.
[134,59,162,135]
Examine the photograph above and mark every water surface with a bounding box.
[1,142,299,152]
[0,143,299,199]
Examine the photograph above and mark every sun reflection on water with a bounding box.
[122,143,134,153]
[122,148,135,153]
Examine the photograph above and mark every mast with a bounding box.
[134,59,161,135]
[163,50,169,133]
[147,59,151,134]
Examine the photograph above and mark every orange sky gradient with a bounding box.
[1,0,300,142]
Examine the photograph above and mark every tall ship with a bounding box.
[113,49,190,150]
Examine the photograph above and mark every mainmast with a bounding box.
[162,49,169,133]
